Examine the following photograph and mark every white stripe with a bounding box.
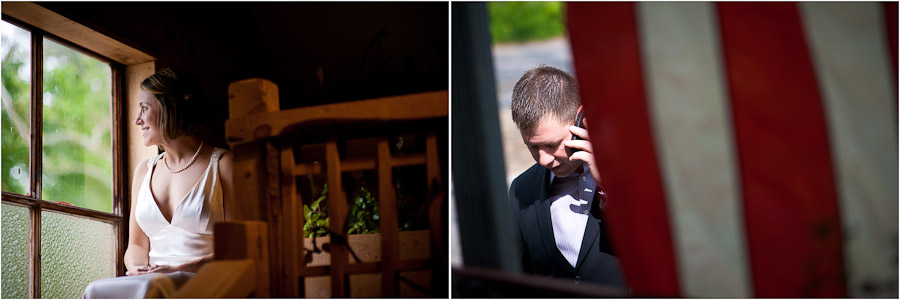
[637,3,752,297]
[800,3,899,297]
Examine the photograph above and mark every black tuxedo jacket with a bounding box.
[508,163,625,287]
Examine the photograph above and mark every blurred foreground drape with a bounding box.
[568,2,897,297]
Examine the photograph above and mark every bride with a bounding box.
[83,68,233,298]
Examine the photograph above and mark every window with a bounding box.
[1,17,125,299]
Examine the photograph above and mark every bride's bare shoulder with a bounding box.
[218,150,233,175]
[131,158,152,185]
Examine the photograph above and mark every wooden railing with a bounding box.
[178,78,447,298]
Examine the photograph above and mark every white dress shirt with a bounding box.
[547,164,596,268]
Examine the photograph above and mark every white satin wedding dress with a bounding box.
[82,147,225,298]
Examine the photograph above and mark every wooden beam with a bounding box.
[40,201,121,222]
[2,2,154,65]
[225,91,448,145]
[1,193,36,208]
[342,158,376,172]
[293,161,323,176]
[2,194,122,225]
[293,154,427,176]
[392,153,427,168]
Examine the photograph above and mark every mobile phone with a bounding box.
[568,111,584,154]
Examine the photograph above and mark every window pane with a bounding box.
[2,204,29,299]
[41,38,112,212]
[41,211,115,299]
[1,21,32,195]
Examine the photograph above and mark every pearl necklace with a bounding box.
[164,141,203,173]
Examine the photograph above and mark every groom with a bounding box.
[508,65,625,288]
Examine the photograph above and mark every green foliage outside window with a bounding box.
[1,24,113,212]
[39,38,113,212]
[2,22,32,196]
[488,2,566,44]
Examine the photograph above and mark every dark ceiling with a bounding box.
[35,2,449,146]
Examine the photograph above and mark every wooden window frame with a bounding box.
[1,4,155,297]
[1,15,125,298]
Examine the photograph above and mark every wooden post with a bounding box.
[227,78,282,296]
[426,133,444,242]
[378,138,399,296]
[264,142,284,297]
[213,221,270,297]
[226,78,279,222]
[280,145,300,297]
[426,133,447,297]
[175,221,270,298]
[326,140,348,297]
[229,143,267,222]
[228,78,280,118]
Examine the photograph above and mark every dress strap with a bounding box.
[210,147,225,163]
[147,152,165,168]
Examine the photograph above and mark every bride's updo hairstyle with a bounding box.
[140,68,203,143]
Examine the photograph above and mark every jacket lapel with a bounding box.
[574,211,600,271]
[533,169,577,272]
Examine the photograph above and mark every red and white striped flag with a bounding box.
[567,2,897,297]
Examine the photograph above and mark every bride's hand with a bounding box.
[147,264,179,274]
[125,265,153,276]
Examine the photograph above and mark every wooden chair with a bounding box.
[177,79,447,297]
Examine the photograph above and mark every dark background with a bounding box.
[38,2,449,147]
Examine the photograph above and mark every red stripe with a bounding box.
[566,3,680,297]
[716,3,847,297]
